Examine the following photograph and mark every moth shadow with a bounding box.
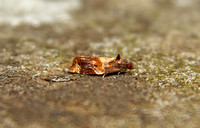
[88,72,127,78]
[67,72,129,78]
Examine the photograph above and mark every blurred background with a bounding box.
[0,0,80,25]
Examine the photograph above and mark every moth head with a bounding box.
[115,54,134,70]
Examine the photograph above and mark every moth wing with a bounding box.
[68,57,80,73]
[76,57,95,74]
[91,57,105,75]
[69,57,104,75]
[92,67,104,75]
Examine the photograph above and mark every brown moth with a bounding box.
[68,54,134,77]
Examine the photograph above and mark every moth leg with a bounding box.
[102,74,106,78]
[118,72,121,75]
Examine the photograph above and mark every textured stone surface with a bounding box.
[0,0,200,128]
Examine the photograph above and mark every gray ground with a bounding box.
[0,0,200,128]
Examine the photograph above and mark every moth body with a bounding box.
[68,54,133,76]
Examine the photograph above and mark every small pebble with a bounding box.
[44,75,71,82]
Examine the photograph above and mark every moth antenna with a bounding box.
[116,54,121,60]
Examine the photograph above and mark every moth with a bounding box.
[68,54,134,77]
